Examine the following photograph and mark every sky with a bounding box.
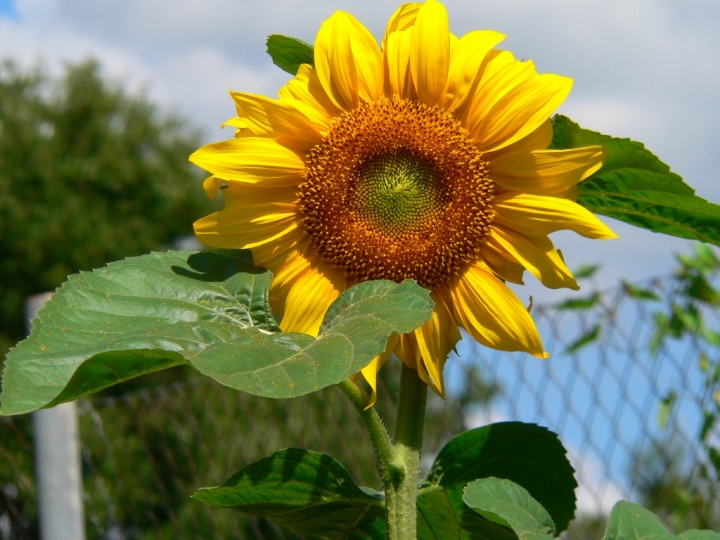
[1,0,719,303]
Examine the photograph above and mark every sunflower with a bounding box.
[190,0,617,400]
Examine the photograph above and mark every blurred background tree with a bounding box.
[0,58,211,539]
[0,58,210,361]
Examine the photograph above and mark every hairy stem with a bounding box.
[336,379,402,486]
[385,363,428,540]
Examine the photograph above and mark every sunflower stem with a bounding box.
[336,379,402,486]
[385,363,427,540]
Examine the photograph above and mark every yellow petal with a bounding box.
[484,118,553,158]
[395,334,436,392]
[250,233,303,268]
[221,116,246,130]
[221,182,297,213]
[383,2,421,48]
[230,91,322,154]
[480,247,526,285]
[450,263,547,358]
[189,137,305,186]
[278,64,340,131]
[280,264,346,337]
[414,290,461,397]
[410,0,450,106]
[266,241,314,317]
[202,176,223,200]
[490,146,607,195]
[475,73,573,152]
[315,11,383,110]
[465,57,534,128]
[493,192,619,239]
[193,185,299,251]
[194,211,297,250]
[385,28,415,99]
[489,226,579,290]
[359,333,400,408]
[442,30,505,113]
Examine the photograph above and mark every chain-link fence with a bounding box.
[2,263,719,540]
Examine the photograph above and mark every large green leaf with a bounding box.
[189,277,433,398]
[680,533,720,540]
[601,501,675,540]
[601,502,720,540]
[192,448,385,540]
[463,478,555,540]
[0,251,433,415]
[551,115,720,248]
[417,422,576,539]
[417,487,464,540]
[417,485,517,540]
[266,35,315,75]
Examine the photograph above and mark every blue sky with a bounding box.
[0,0,18,19]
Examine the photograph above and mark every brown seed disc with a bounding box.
[298,96,494,288]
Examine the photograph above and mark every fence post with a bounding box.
[27,293,87,540]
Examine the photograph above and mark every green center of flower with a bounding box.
[351,150,445,236]
[298,96,494,288]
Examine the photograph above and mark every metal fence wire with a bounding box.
[1,268,719,540]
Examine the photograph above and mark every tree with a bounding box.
[0,58,210,359]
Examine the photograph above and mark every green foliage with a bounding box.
[602,501,720,540]
[463,478,555,540]
[622,282,660,301]
[551,115,720,248]
[564,323,601,354]
[555,292,601,311]
[266,35,315,75]
[193,448,385,539]
[0,250,433,415]
[192,422,577,540]
[0,59,209,361]
[574,264,602,280]
[650,246,720,444]
[417,422,576,539]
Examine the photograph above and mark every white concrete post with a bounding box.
[27,293,87,540]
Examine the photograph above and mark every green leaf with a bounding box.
[555,292,601,310]
[551,115,720,248]
[658,390,677,429]
[573,264,601,280]
[600,501,720,540]
[192,448,385,540]
[266,35,315,75]
[564,324,602,355]
[679,531,720,539]
[417,485,517,540]
[677,244,720,273]
[417,487,463,540]
[708,447,720,476]
[602,501,675,540]
[189,278,433,398]
[1,251,433,415]
[420,422,576,538]
[622,282,660,301]
[463,478,555,540]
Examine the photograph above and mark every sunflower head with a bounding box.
[299,96,494,289]
[190,0,616,398]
